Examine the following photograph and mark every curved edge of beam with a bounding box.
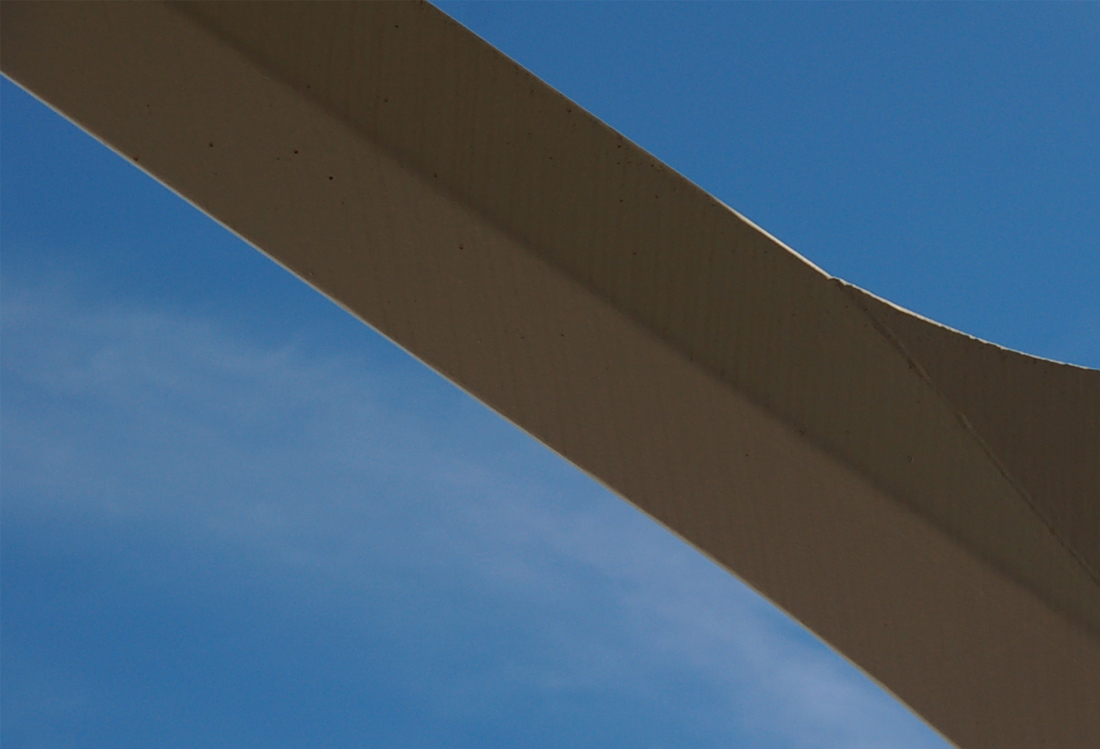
[4,3,1098,746]
[844,283,1100,586]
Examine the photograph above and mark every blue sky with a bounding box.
[2,3,1097,748]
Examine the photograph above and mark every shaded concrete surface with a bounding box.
[3,3,1097,746]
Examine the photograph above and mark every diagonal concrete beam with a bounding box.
[3,2,1098,746]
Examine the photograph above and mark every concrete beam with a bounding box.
[3,3,1098,746]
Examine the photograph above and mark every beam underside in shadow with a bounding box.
[3,3,1098,747]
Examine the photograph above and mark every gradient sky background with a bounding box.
[3,3,1098,748]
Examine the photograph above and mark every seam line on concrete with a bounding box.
[838,280,1100,596]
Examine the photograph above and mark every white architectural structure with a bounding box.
[4,4,1098,746]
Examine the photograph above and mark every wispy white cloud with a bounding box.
[1,280,948,748]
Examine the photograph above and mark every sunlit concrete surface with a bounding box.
[3,3,1097,746]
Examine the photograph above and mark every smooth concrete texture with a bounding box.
[3,3,1098,746]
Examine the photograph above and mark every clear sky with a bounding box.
[2,3,1097,748]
